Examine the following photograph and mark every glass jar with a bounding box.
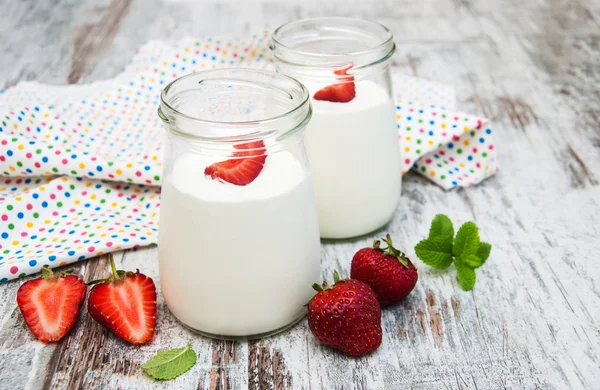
[271,18,400,239]
[157,69,321,340]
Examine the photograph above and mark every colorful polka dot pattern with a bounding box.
[0,176,160,282]
[0,31,496,282]
[390,74,497,189]
[394,100,497,189]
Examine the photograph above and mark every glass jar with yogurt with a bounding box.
[157,69,321,339]
[271,18,401,239]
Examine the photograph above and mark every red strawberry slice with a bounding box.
[16,266,87,343]
[204,140,267,186]
[232,140,267,160]
[313,65,356,103]
[87,255,157,345]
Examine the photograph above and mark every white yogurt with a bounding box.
[158,152,321,337]
[304,80,401,239]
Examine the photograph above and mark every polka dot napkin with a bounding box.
[0,31,497,282]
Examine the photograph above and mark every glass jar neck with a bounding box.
[158,69,311,146]
[271,17,395,77]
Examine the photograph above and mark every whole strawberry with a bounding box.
[307,271,382,357]
[87,255,157,344]
[17,266,87,343]
[351,234,418,306]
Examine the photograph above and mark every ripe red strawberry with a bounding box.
[351,235,418,306]
[87,255,157,345]
[313,65,356,103]
[307,271,382,357]
[16,266,86,343]
[204,140,267,186]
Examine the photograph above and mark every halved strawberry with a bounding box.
[313,65,356,103]
[204,140,267,186]
[87,255,157,345]
[16,266,87,343]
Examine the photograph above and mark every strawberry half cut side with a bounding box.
[16,266,87,343]
[313,65,356,103]
[87,255,157,345]
[204,140,267,186]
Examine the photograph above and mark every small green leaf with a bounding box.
[455,259,476,291]
[462,254,484,268]
[416,215,490,291]
[141,345,196,381]
[414,238,454,270]
[476,242,492,264]
[428,214,454,244]
[453,222,480,258]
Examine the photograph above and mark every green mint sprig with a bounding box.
[414,214,491,291]
[141,345,197,381]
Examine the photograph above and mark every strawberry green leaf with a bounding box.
[453,222,480,258]
[428,214,454,245]
[455,259,477,291]
[414,238,454,270]
[476,242,492,264]
[141,345,196,381]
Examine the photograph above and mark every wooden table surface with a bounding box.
[1,0,600,389]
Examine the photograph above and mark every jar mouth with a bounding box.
[159,69,311,141]
[271,17,395,69]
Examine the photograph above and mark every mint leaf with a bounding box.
[476,242,492,264]
[428,214,454,244]
[414,214,454,269]
[462,254,484,268]
[455,259,476,291]
[453,222,480,258]
[416,215,491,291]
[414,238,454,269]
[141,345,196,381]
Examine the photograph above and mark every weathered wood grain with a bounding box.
[68,0,132,84]
[1,0,600,389]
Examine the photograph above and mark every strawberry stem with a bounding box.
[109,254,120,281]
[311,270,344,294]
[40,265,54,279]
[374,234,410,267]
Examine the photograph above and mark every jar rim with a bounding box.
[159,69,311,141]
[271,17,395,68]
